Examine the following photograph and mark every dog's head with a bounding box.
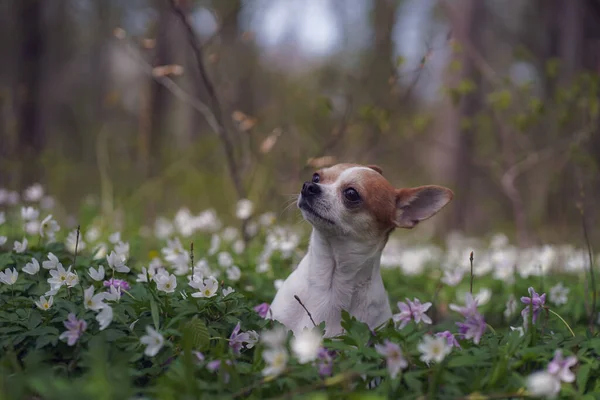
[297,163,453,239]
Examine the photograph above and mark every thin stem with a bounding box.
[73,225,80,267]
[294,295,317,327]
[190,242,194,271]
[546,308,575,337]
[580,205,596,333]
[469,251,474,294]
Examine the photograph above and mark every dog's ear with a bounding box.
[393,185,453,228]
[367,165,383,175]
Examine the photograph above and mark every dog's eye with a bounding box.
[312,173,320,183]
[343,188,360,202]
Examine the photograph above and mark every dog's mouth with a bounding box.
[298,200,335,225]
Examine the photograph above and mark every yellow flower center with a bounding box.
[60,276,66,281]
[165,284,171,289]
[43,304,49,309]
[205,290,211,296]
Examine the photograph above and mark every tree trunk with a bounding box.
[434,0,485,234]
[16,0,45,188]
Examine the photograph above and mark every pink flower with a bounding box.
[374,340,408,379]
[103,278,130,291]
[456,313,486,345]
[317,348,336,377]
[59,313,87,346]
[435,331,461,349]
[449,293,479,318]
[392,298,432,329]
[547,350,577,383]
[521,287,546,324]
[207,359,233,383]
[254,302,270,318]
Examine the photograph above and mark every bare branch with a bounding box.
[167,0,246,200]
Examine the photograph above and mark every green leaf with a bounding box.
[0,253,13,268]
[27,326,59,337]
[150,298,160,330]
[182,316,210,351]
[577,363,591,394]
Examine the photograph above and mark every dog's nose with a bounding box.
[301,182,321,197]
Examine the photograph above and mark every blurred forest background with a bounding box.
[1,0,600,247]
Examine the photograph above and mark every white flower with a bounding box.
[245,331,259,349]
[208,234,220,256]
[108,232,121,244]
[25,220,40,235]
[504,294,517,318]
[236,199,254,220]
[375,340,408,379]
[136,267,156,283]
[217,252,233,268]
[0,268,18,285]
[114,241,130,258]
[418,334,452,365]
[261,326,288,349]
[154,217,174,239]
[35,295,53,311]
[549,283,569,307]
[245,222,258,237]
[232,240,245,254]
[474,288,492,306]
[441,268,464,286]
[259,212,275,226]
[222,286,235,297]
[221,227,238,242]
[45,283,61,296]
[48,264,69,287]
[84,286,107,311]
[66,229,86,253]
[510,326,525,337]
[85,227,101,243]
[526,371,561,399]
[24,183,44,202]
[193,259,213,278]
[42,252,60,269]
[23,258,40,275]
[13,238,28,253]
[226,266,241,281]
[262,348,288,377]
[21,206,39,221]
[65,270,79,288]
[291,328,322,364]
[155,273,177,293]
[256,262,270,273]
[39,215,60,239]
[106,251,130,273]
[191,276,219,298]
[0,236,6,246]
[88,265,105,281]
[104,285,121,302]
[140,326,164,357]
[96,305,113,330]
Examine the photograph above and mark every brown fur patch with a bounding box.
[354,170,397,231]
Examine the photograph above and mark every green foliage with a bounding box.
[0,225,599,400]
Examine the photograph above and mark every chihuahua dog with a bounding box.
[270,163,453,337]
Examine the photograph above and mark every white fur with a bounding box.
[270,167,393,337]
